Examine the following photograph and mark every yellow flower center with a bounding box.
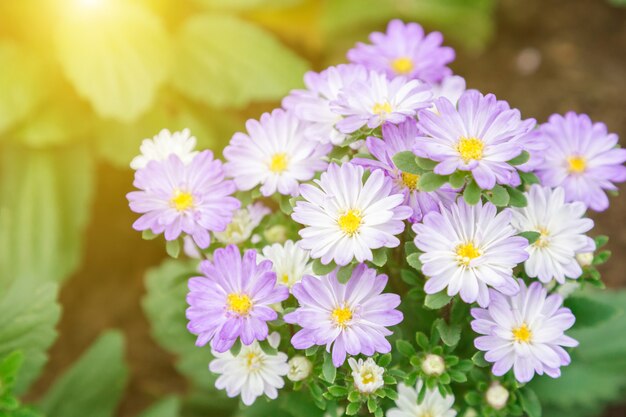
[567,155,587,174]
[281,273,290,284]
[401,172,420,191]
[420,413,434,417]
[372,102,393,116]
[226,293,253,316]
[269,153,289,173]
[512,323,532,343]
[331,305,352,328]
[338,209,362,236]
[244,351,263,371]
[391,56,414,74]
[456,242,481,266]
[533,227,550,248]
[360,369,376,384]
[456,136,485,162]
[171,191,194,212]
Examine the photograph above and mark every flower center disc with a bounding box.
[227,293,253,316]
[338,209,362,236]
[391,56,414,74]
[361,369,375,384]
[456,242,481,266]
[457,136,485,162]
[331,305,352,328]
[401,172,420,191]
[567,155,587,173]
[372,102,392,116]
[171,191,194,211]
[512,323,532,343]
[269,153,289,173]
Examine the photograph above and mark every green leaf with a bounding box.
[424,291,452,310]
[392,151,421,175]
[406,253,422,271]
[371,248,388,267]
[519,171,540,185]
[506,186,528,207]
[594,235,609,248]
[519,388,542,417]
[322,352,336,383]
[279,195,294,215]
[418,173,448,192]
[173,14,308,108]
[337,263,356,284]
[395,340,415,357]
[463,179,481,205]
[565,294,618,328]
[137,396,180,417]
[519,231,541,245]
[448,171,467,189]
[378,353,392,367]
[367,397,377,413]
[312,259,336,276]
[435,320,461,347]
[484,185,510,207]
[0,278,60,394]
[39,331,128,417]
[471,351,489,368]
[415,157,438,170]
[55,2,171,121]
[0,351,24,388]
[507,151,530,166]
[166,239,181,258]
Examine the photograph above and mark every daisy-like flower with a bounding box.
[260,240,314,289]
[223,109,331,197]
[387,381,457,417]
[292,163,412,266]
[283,64,368,145]
[415,90,536,190]
[352,119,458,222]
[214,202,270,245]
[533,112,626,211]
[127,151,240,249]
[284,264,403,366]
[347,20,455,84]
[348,357,385,394]
[186,245,289,352]
[471,279,578,383]
[209,332,288,405]
[331,71,432,134]
[511,185,595,284]
[413,198,529,307]
[287,356,312,382]
[130,128,198,170]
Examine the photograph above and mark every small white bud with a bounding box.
[421,354,445,376]
[287,356,312,382]
[463,408,478,417]
[349,358,384,394]
[576,252,594,267]
[486,382,509,410]
[264,225,288,244]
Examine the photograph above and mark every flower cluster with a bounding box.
[128,19,623,417]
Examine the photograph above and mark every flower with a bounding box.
[284,264,403,366]
[209,332,288,405]
[471,279,578,383]
[387,381,457,417]
[127,151,240,249]
[287,356,312,382]
[415,90,536,190]
[214,202,270,245]
[429,75,466,111]
[224,109,331,197]
[352,119,458,222]
[533,112,626,211]
[292,162,412,266]
[283,64,368,145]
[421,354,446,376]
[186,245,289,352]
[347,19,454,84]
[510,185,595,284]
[130,128,198,170]
[331,71,432,134]
[413,198,529,307]
[260,240,314,289]
[348,357,384,394]
[485,382,509,410]
[576,252,594,267]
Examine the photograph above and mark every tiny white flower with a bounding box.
[214,203,270,245]
[421,354,446,376]
[287,356,312,382]
[576,252,594,267]
[485,383,509,410]
[388,381,457,417]
[260,240,314,289]
[130,128,198,170]
[348,357,384,394]
[209,332,288,406]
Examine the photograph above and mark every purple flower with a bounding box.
[353,119,458,222]
[471,279,578,383]
[415,90,536,190]
[347,19,455,83]
[533,112,626,211]
[186,245,289,353]
[284,264,403,366]
[127,151,240,249]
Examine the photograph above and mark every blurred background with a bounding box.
[1,0,625,416]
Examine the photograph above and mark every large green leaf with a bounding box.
[54,2,171,121]
[39,331,128,417]
[0,278,60,394]
[173,14,309,108]
[137,396,180,417]
[0,146,94,289]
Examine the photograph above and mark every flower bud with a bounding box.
[264,225,288,244]
[485,382,509,410]
[349,357,384,393]
[421,354,445,376]
[576,252,594,267]
[287,356,312,382]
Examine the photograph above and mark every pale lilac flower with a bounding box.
[130,128,198,170]
[511,185,595,284]
[415,90,536,190]
[387,381,457,417]
[292,163,412,266]
[347,20,455,83]
[283,64,368,145]
[214,202,270,245]
[471,279,578,383]
[534,112,626,211]
[353,119,458,222]
[284,264,403,367]
[186,245,289,352]
[223,109,331,197]
[127,151,240,249]
[429,75,466,112]
[413,199,529,307]
[331,71,432,134]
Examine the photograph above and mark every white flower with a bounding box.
[130,128,198,170]
[429,75,466,112]
[260,240,314,289]
[224,109,331,197]
[209,332,288,406]
[348,358,384,394]
[287,356,312,382]
[510,185,595,284]
[485,383,509,410]
[214,203,270,245]
[421,354,446,376]
[263,225,289,244]
[388,381,457,417]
